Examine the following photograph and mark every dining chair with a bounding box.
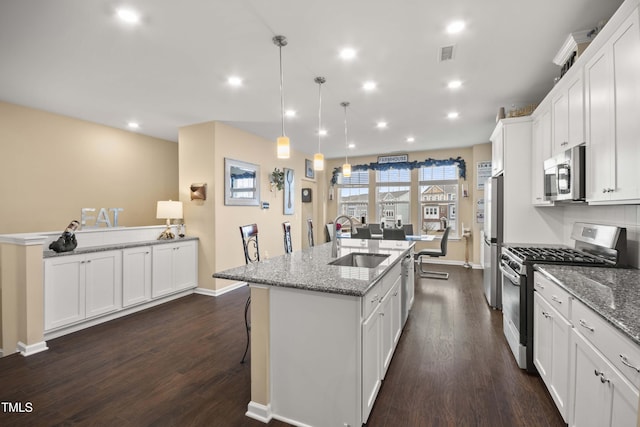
[307,219,314,247]
[415,226,451,279]
[403,224,414,236]
[354,227,372,239]
[383,228,406,240]
[369,223,382,235]
[239,223,259,363]
[283,221,292,253]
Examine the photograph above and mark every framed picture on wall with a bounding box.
[284,168,294,215]
[305,159,314,179]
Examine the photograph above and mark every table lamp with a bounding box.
[156,200,183,240]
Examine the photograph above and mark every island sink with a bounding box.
[329,252,390,268]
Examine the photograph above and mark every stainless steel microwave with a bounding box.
[543,145,586,202]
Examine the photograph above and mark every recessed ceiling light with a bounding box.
[406,137,415,143]
[448,80,462,89]
[447,111,459,119]
[363,81,377,91]
[227,76,243,87]
[447,20,465,34]
[285,110,296,118]
[339,48,357,60]
[117,8,140,24]
[376,121,388,129]
[127,122,140,129]
[348,143,356,149]
[318,129,328,136]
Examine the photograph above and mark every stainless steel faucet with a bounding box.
[331,215,355,257]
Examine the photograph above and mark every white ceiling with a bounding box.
[0,0,624,159]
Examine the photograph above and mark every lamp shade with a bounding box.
[342,163,352,178]
[277,136,290,159]
[313,152,325,171]
[156,201,183,220]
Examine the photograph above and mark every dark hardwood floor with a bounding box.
[0,265,564,426]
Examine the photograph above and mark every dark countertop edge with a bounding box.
[534,265,640,346]
[213,244,413,297]
[43,236,199,258]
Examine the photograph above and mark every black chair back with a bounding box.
[239,224,260,264]
[369,223,382,235]
[383,228,406,240]
[283,221,292,253]
[307,219,314,247]
[354,227,372,239]
[402,224,414,236]
[440,226,451,256]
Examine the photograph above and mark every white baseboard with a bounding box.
[195,281,247,297]
[246,401,272,423]
[17,340,48,357]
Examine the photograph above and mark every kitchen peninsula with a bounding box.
[213,238,415,427]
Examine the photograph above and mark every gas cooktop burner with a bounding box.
[506,246,607,265]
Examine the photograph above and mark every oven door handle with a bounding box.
[499,264,521,286]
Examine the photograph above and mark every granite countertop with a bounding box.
[43,236,199,258]
[535,265,640,346]
[213,239,414,297]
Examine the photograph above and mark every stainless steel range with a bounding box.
[500,222,628,373]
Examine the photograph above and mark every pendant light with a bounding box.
[313,76,326,171]
[341,101,352,178]
[273,35,290,159]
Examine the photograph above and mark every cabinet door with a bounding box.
[567,73,585,149]
[173,241,197,291]
[362,308,381,423]
[491,125,504,176]
[85,251,122,318]
[44,256,85,330]
[380,288,394,378]
[570,330,638,427]
[391,279,402,346]
[152,244,175,297]
[611,9,640,202]
[552,90,569,154]
[534,293,553,382]
[122,246,152,307]
[532,109,552,205]
[585,47,614,202]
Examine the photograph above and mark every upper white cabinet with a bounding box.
[491,124,504,176]
[531,105,553,205]
[585,7,640,204]
[551,71,585,154]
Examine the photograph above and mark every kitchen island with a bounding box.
[213,238,415,427]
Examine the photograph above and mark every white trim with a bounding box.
[17,341,48,356]
[0,235,47,246]
[44,289,195,341]
[246,401,272,423]
[553,29,593,65]
[195,281,246,297]
[271,414,315,427]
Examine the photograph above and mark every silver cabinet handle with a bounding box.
[370,294,379,303]
[379,312,385,317]
[536,283,545,290]
[551,296,562,304]
[542,311,552,319]
[594,369,610,384]
[602,188,608,193]
[393,291,399,297]
[579,319,595,332]
[619,354,640,373]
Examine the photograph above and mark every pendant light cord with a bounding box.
[279,44,285,137]
[343,102,349,164]
[317,80,323,152]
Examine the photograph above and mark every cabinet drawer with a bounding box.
[534,272,571,319]
[380,263,401,299]
[363,281,382,318]
[572,299,640,389]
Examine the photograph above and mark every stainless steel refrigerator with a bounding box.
[483,175,503,309]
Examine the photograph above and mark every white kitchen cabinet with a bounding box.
[531,106,553,205]
[585,7,640,204]
[569,329,638,427]
[122,246,152,307]
[152,240,197,297]
[44,250,121,330]
[551,71,585,155]
[362,302,382,423]
[533,291,571,422]
[490,123,504,176]
[381,278,401,379]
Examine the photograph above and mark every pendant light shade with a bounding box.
[273,35,290,159]
[341,101,352,178]
[313,76,326,171]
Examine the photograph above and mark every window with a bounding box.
[376,168,411,226]
[337,170,369,220]
[418,165,458,236]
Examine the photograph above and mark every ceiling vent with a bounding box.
[439,45,456,62]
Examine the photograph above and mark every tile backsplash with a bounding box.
[563,204,639,268]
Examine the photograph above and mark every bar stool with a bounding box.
[416,226,451,279]
[383,228,406,240]
[283,221,292,253]
[307,219,314,247]
[239,224,259,363]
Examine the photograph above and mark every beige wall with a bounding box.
[179,121,321,291]
[324,144,491,266]
[0,101,178,234]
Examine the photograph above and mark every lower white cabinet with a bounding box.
[362,303,382,423]
[152,240,197,297]
[533,292,571,421]
[569,330,638,427]
[381,278,402,378]
[44,250,122,330]
[122,246,152,307]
